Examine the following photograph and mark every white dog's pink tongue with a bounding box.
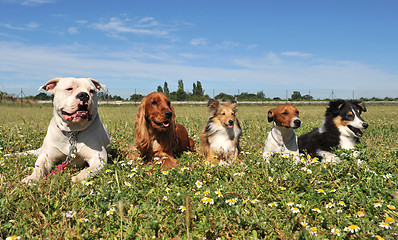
[63,114,73,121]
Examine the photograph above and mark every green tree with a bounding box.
[256,91,265,100]
[157,86,163,93]
[130,94,144,102]
[178,79,184,91]
[302,94,313,100]
[193,81,204,96]
[291,91,302,100]
[33,92,52,100]
[163,82,170,95]
[214,92,234,101]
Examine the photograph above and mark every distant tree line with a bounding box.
[3,82,398,103]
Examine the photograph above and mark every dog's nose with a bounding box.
[228,120,234,126]
[362,122,368,129]
[165,111,173,119]
[294,119,301,127]
[76,92,89,103]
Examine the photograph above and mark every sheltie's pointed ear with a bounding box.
[327,99,346,116]
[268,108,275,122]
[229,101,237,111]
[207,99,219,109]
[350,100,367,112]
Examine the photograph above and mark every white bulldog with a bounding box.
[22,77,110,184]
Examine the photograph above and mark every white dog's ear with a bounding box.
[89,78,106,92]
[40,78,61,94]
[267,108,275,123]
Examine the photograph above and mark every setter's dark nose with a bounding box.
[165,110,173,119]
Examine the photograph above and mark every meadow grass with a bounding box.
[0,103,398,239]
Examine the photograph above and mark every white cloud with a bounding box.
[0,41,396,98]
[2,0,55,6]
[190,37,207,46]
[216,40,240,49]
[91,17,170,39]
[68,27,78,35]
[1,22,39,31]
[281,51,312,58]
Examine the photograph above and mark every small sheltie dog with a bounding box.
[200,99,242,161]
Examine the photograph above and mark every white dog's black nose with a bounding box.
[76,92,89,103]
[362,122,369,129]
[165,110,173,119]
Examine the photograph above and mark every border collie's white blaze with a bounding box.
[298,99,368,163]
[200,99,242,162]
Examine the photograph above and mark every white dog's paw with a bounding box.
[22,175,38,185]
[71,175,79,183]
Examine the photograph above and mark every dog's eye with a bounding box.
[296,111,299,115]
[222,112,226,115]
[66,87,73,91]
[89,89,96,94]
[282,112,288,115]
[231,112,235,116]
[151,100,157,105]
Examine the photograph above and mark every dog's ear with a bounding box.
[89,78,106,92]
[350,100,367,112]
[327,99,346,116]
[134,96,150,151]
[229,101,238,111]
[40,78,61,94]
[207,99,219,114]
[267,108,275,122]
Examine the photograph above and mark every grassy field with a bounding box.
[1,103,398,239]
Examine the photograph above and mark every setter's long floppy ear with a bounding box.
[134,96,151,152]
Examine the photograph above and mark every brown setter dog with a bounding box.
[132,92,195,169]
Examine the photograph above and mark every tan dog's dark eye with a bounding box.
[151,101,157,105]
[89,89,95,94]
[282,112,288,115]
[66,87,73,91]
[296,111,299,114]
[231,113,235,116]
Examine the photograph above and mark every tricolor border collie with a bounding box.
[298,99,368,163]
[200,99,242,162]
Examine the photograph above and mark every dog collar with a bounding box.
[47,128,79,179]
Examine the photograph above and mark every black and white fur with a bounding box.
[298,99,368,163]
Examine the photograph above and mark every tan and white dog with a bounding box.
[263,104,301,163]
[22,77,110,184]
[200,99,242,162]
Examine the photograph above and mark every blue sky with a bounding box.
[1,0,397,99]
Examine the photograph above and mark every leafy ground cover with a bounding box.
[0,103,397,239]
